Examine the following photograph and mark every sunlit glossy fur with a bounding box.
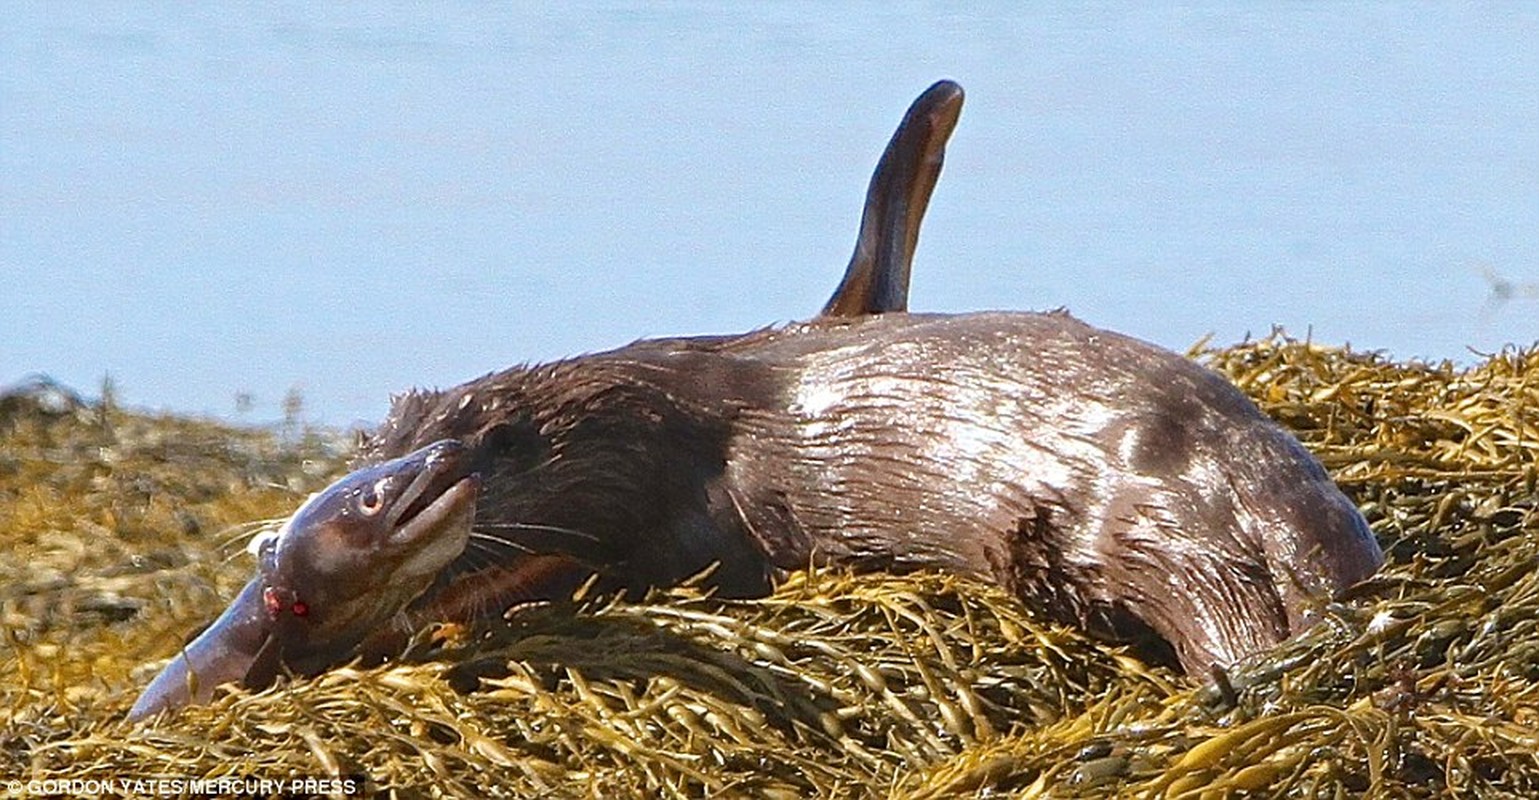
[365,310,1382,672]
[130,80,1382,724]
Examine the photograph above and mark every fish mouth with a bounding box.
[387,468,480,587]
[393,474,479,547]
[387,441,478,536]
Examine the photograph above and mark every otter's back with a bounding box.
[714,311,1379,670]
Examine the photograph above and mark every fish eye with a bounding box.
[357,478,389,516]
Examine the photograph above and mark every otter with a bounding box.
[128,81,1382,721]
[129,78,967,721]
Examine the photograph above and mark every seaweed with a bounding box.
[3,333,1536,798]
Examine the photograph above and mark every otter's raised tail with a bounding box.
[822,79,964,317]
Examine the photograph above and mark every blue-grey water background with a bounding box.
[4,4,1536,427]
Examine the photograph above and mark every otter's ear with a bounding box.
[472,414,545,475]
[822,79,964,318]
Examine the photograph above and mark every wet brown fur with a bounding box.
[362,311,1381,673]
[128,81,1379,723]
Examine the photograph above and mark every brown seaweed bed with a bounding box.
[3,333,1538,798]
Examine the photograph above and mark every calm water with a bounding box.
[4,4,1536,426]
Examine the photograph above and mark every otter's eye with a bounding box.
[358,479,388,516]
